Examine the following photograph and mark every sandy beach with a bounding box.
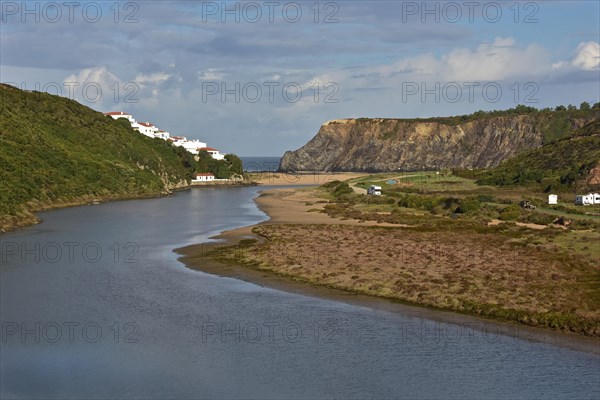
[248,172,367,186]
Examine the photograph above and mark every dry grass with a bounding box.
[187,182,600,336]
[212,223,599,336]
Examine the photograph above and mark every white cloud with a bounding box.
[134,72,172,87]
[572,41,600,71]
[63,66,122,109]
[553,41,599,72]
[374,37,549,82]
[197,69,225,80]
[64,66,120,87]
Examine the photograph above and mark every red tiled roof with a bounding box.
[195,173,214,177]
[198,147,218,152]
[104,111,131,116]
[138,122,154,127]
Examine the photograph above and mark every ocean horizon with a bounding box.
[240,156,282,172]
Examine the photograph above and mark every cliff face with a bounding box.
[279,113,600,172]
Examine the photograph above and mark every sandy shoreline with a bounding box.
[249,172,367,186]
[175,186,600,354]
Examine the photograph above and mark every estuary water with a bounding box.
[1,187,598,399]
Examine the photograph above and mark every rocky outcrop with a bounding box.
[280,113,600,172]
[585,163,600,186]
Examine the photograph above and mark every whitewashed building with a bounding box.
[548,194,558,205]
[103,111,227,157]
[198,147,225,160]
[192,173,215,182]
[132,122,158,138]
[104,111,136,124]
[154,130,170,140]
[169,136,187,145]
[182,140,207,155]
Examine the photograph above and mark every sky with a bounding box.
[1,0,599,156]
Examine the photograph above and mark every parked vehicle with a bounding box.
[519,200,536,209]
[575,193,600,205]
[367,185,382,196]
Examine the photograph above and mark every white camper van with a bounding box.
[368,185,382,196]
[575,193,600,205]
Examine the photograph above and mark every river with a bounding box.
[1,187,598,399]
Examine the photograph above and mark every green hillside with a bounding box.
[472,120,600,191]
[0,84,193,230]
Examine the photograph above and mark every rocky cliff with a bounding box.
[279,112,600,172]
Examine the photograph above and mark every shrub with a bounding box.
[499,204,522,221]
[517,212,555,225]
[333,182,354,197]
[476,194,496,203]
[457,198,481,214]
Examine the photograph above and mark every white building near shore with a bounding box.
[192,173,215,182]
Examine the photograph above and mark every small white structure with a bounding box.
[181,140,208,155]
[104,111,136,124]
[548,194,558,205]
[198,147,225,160]
[368,185,382,196]
[575,193,600,206]
[193,173,215,182]
[169,136,187,145]
[132,122,158,138]
[154,130,170,140]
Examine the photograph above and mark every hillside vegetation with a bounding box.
[0,84,239,231]
[458,120,600,192]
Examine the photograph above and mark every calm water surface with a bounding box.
[1,187,598,399]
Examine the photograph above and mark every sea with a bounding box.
[240,156,282,172]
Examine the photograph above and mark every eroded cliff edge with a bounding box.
[279,113,600,172]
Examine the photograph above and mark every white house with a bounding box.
[104,111,136,124]
[182,140,207,155]
[575,193,600,205]
[198,147,225,160]
[102,110,224,157]
[548,194,558,205]
[154,130,170,140]
[132,122,158,138]
[169,136,187,145]
[192,173,215,182]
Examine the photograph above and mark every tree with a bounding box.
[224,154,243,175]
[515,104,538,113]
[580,101,591,111]
[567,104,576,111]
[555,105,566,111]
[593,102,600,109]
